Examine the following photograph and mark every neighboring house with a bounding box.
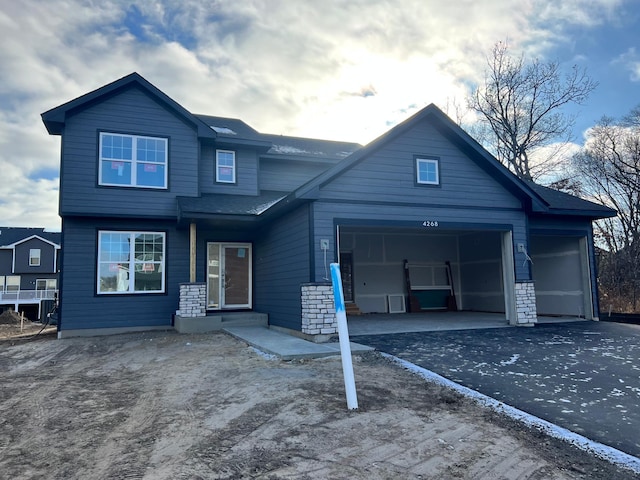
[41,73,616,338]
[0,227,60,320]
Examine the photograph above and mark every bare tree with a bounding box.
[468,41,598,180]
[573,109,640,311]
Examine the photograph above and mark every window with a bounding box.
[99,133,168,188]
[416,157,440,185]
[216,150,236,183]
[5,276,20,292]
[36,279,57,291]
[97,231,165,294]
[29,248,41,266]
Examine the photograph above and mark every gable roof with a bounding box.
[290,103,614,220]
[291,104,543,208]
[42,72,217,140]
[0,228,61,248]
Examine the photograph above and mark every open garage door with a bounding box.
[530,235,593,319]
[338,226,515,319]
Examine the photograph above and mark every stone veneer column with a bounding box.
[176,282,206,318]
[515,281,537,325]
[301,283,337,335]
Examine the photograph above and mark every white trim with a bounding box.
[97,231,166,295]
[29,248,41,266]
[206,242,252,309]
[416,157,439,185]
[501,231,517,324]
[216,149,236,183]
[3,234,60,249]
[98,132,168,189]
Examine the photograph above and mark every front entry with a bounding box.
[207,243,252,309]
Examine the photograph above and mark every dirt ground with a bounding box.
[0,328,637,480]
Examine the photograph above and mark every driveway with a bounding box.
[352,321,640,459]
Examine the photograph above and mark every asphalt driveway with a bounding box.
[352,321,640,458]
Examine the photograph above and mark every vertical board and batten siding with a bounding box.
[317,120,522,210]
[312,201,530,283]
[253,205,311,330]
[200,144,259,196]
[13,238,57,274]
[259,159,334,192]
[59,218,189,331]
[60,87,199,218]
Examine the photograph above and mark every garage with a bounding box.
[530,234,593,319]
[338,225,516,318]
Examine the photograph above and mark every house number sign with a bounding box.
[422,220,439,227]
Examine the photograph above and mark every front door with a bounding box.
[207,243,252,309]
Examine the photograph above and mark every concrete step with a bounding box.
[174,312,268,334]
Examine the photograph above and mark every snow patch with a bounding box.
[500,354,520,366]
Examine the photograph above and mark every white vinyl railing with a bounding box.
[0,290,58,302]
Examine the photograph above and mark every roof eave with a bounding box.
[41,72,217,140]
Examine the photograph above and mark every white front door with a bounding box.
[207,243,252,309]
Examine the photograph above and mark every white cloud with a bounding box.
[612,47,640,82]
[0,0,635,229]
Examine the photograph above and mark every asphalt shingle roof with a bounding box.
[0,227,61,247]
[177,191,288,217]
[524,181,617,217]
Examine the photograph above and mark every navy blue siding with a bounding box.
[0,250,12,276]
[59,217,189,331]
[200,144,259,195]
[259,159,333,192]
[254,205,311,330]
[318,120,522,209]
[60,87,199,218]
[13,238,57,274]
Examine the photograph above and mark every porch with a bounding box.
[0,290,58,320]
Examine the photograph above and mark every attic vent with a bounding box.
[210,126,237,135]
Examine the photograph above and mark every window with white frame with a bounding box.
[216,150,236,183]
[416,157,440,185]
[5,276,20,292]
[29,248,41,266]
[97,231,165,294]
[36,279,57,291]
[99,133,168,188]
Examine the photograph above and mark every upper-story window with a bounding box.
[416,156,440,185]
[99,133,168,189]
[216,150,236,184]
[29,248,41,266]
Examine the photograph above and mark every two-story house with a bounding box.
[0,227,60,321]
[42,73,615,338]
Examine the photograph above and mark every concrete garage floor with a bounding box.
[346,311,585,336]
[351,319,640,460]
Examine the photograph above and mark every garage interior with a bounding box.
[338,226,593,322]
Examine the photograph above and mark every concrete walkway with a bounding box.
[224,312,584,360]
[223,326,374,360]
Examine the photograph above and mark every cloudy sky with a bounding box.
[1,0,639,231]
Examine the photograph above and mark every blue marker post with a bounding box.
[330,262,358,410]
